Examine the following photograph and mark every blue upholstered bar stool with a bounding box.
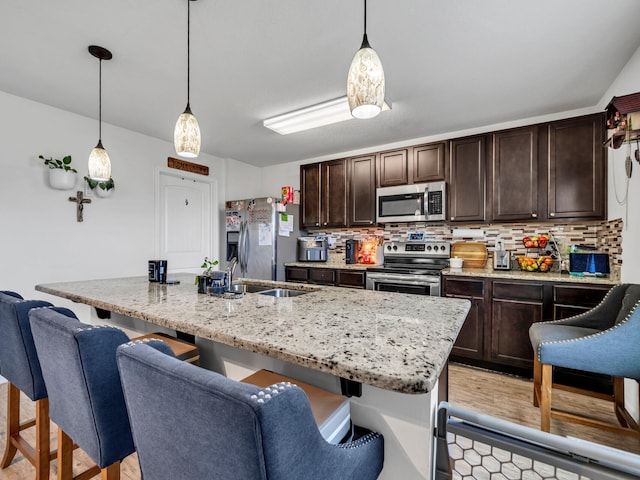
[28,307,157,480]
[117,341,385,480]
[529,283,640,436]
[0,291,57,480]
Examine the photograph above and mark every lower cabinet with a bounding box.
[285,267,366,289]
[443,275,612,378]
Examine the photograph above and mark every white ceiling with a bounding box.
[2,1,640,167]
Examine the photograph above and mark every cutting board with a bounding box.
[451,242,488,268]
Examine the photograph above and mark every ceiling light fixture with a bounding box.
[347,0,385,119]
[263,96,391,135]
[87,45,113,181]
[174,0,201,158]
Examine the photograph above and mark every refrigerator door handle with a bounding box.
[237,220,245,275]
[241,220,249,275]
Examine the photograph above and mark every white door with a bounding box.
[158,171,213,273]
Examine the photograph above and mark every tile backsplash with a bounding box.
[310,218,623,275]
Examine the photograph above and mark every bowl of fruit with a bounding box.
[522,234,548,249]
[517,255,554,272]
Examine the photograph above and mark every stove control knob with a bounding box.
[392,245,398,251]
[440,245,446,251]
[426,245,432,251]
[386,245,393,251]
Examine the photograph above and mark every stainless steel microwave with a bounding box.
[376,181,446,223]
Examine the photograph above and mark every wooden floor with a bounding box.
[1,364,639,479]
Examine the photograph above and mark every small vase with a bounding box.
[49,169,77,190]
[94,186,114,198]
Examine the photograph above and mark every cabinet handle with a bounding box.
[531,213,537,218]
[315,223,320,226]
[451,216,455,221]
[323,222,327,226]
[369,220,373,225]
[549,212,555,217]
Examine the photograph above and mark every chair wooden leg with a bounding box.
[532,356,541,408]
[540,363,552,432]
[614,376,629,428]
[1,383,20,468]
[57,428,74,480]
[35,398,51,480]
[101,461,120,480]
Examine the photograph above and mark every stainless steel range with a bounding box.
[366,240,451,296]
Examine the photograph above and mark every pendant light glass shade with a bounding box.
[87,45,112,181]
[347,0,385,120]
[175,0,201,158]
[88,140,111,181]
[174,104,201,158]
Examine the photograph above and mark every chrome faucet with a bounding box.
[225,257,238,292]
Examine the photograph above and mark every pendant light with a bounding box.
[174,0,201,158]
[87,45,113,181]
[347,0,385,120]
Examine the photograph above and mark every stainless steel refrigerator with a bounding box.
[225,197,301,281]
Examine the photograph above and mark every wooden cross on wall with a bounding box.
[68,191,91,222]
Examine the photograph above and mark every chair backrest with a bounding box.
[117,342,384,480]
[0,291,52,400]
[615,284,640,325]
[28,307,137,469]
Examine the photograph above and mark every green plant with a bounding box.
[200,257,219,276]
[84,176,115,191]
[39,154,77,173]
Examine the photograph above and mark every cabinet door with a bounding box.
[336,270,366,289]
[322,159,349,228]
[491,127,539,222]
[448,136,487,222]
[490,280,544,369]
[300,163,322,229]
[285,267,308,283]
[547,114,605,220]
[349,155,376,227]
[443,277,485,360]
[553,283,611,319]
[378,149,409,187]
[308,268,336,285]
[413,142,446,183]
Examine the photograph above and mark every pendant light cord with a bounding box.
[187,0,191,107]
[98,57,102,142]
[360,0,370,49]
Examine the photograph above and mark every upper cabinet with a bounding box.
[448,135,487,223]
[546,114,606,220]
[349,154,377,227]
[300,160,349,229]
[377,143,446,187]
[378,148,409,187]
[490,126,539,222]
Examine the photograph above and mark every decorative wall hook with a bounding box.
[69,190,91,222]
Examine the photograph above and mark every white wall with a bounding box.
[0,90,226,321]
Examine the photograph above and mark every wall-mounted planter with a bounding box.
[93,186,114,198]
[48,169,77,190]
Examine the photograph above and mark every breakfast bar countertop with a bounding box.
[35,274,471,395]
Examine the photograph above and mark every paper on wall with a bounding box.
[279,214,294,237]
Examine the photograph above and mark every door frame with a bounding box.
[154,166,221,271]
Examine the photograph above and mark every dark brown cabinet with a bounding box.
[443,275,613,377]
[443,276,487,361]
[300,160,349,229]
[490,126,539,222]
[413,142,446,183]
[377,149,409,187]
[546,114,606,221]
[448,136,487,223]
[285,267,366,289]
[349,154,376,227]
[490,281,544,369]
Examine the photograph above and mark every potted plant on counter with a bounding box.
[84,175,115,198]
[196,257,224,293]
[39,154,78,190]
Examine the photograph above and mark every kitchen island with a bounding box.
[36,274,471,479]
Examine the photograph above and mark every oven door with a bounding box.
[366,271,440,296]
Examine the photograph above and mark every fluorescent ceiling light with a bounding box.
[263,96,391,135]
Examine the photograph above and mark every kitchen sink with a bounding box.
[258,288,308,298]
[229,283,274,294]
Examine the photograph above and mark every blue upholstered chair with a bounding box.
[0,291,58,480]
[529,283,640,435]
[117,341,385,480]
[28,307,173,479]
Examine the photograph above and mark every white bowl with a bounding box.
[450,257,464,269]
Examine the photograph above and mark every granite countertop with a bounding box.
[35,274,470,394]
[442,264,619,285]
